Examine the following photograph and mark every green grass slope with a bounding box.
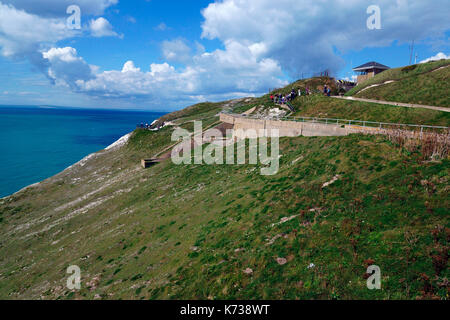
[290,95,450,127]
[0,118,448,300]
[346,59,450,108]
[232,75,449,127]
[0,71,449,300]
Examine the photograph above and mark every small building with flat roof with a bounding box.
[353,61,390,84]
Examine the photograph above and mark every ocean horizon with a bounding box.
[0,105,165,198]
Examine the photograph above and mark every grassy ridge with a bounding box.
[166,135,449,300]
[0,127,448,300]
[347,60,450,108]
[290,95,450,126]
[0,71,448,300]
[231,67,450,126]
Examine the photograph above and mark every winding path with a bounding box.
[332,96,450,113]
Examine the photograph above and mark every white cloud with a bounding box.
[0,2,104,92]
[161,39,192,63]
[122,61,140,73]
[89,17,119,38]
[73,41,286,105]
[42,47,94,87]
[0,1,120,61]
[1,0,450,110]
[150,62,175,75]
[155,22,169,31]
[0,3,77,58]
[126,16,136,24]
[75,0,448,107]
[201,0,450,76]
[420,52,450,64]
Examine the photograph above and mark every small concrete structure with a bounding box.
[141,158,162,169]
[353,61,390,84]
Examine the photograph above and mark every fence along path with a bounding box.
[284,115,449,133]
[224,111,449,132]
[220,112,449,138]
[332,96,450,113]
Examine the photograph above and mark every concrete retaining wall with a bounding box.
[221,113,349,138]
[220,113,236,125]
[346,125,435,139]
[220,113,443,139]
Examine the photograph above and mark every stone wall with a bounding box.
[219,113,450,145]
[220,113,349,138]
[219,113,236,125]
[219,113,446,139]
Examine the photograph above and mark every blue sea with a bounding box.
[0,106,165,198]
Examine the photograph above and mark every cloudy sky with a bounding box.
[0,0,449,111]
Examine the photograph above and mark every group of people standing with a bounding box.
[138,123,151,129]
[270,89,297,104]
[270,87,315,105]
[270,93,286,104]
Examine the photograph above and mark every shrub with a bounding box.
[386,129,450,160]
[402,65,417,73]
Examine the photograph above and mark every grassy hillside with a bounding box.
[231,74,449,128]
[290,95,450,127]
[0,110,448,300]
[346,59,450,108]
[271,76,338,95]
[155,101,224,126]
[0,71,449,300]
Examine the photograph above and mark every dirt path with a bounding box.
[332,96,450,113]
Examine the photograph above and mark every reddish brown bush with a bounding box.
[364,258,376,267]
[431,247,448,276]
[386,129,450,161]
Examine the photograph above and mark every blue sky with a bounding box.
[0,0,449,111]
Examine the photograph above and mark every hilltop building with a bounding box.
[353,61,390,84]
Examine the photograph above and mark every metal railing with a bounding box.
[286,102,295,112]
[221,113,449,133]
[283,116,449,133]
